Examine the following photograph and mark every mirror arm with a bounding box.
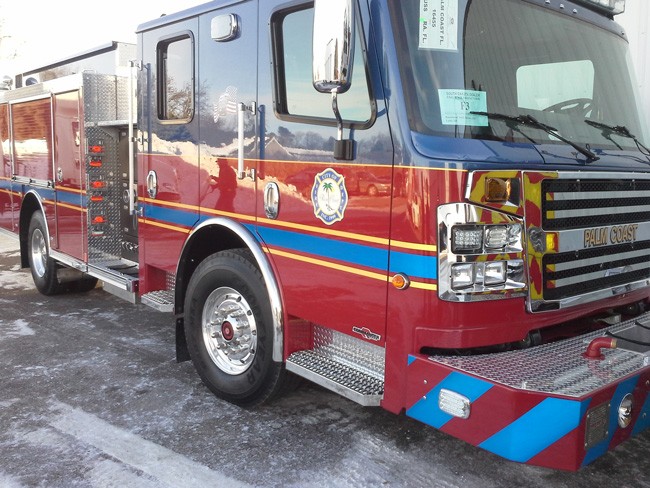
[332,90,355,161]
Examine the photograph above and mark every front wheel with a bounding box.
[184,249,288,407]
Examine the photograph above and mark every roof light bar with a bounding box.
[575,0,625,15]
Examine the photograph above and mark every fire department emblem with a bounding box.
[312,168,348,225]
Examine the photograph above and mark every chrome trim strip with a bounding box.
[530,278,650,312]
[549,204,650,220]
[543,171,650,180]
[552,247,649,272]
[548,190,649,201]
[87,264,138,292]
[557,222,650,252]
[180,218,284,363]
[50,250,88,272]
[552,261,650,288]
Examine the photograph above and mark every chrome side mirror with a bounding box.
[312,0,356,160]
[312,0,355,94]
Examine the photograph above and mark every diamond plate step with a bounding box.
[141,290,174,313]
[287,350,384,407]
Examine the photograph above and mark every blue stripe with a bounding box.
[0,180,11,191]
[479,397,588,463]
[256,226,389,274]
[143,203,437,280]
[406,372,493,429]
[56,190,85,208]
[582,375,640,466]
[390,251,437,280]
[144,203,200,228]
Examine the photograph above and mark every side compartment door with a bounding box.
[53,91,85,261]
[0,103,13,232]
[139,19,200,292]
[197,2,258,226]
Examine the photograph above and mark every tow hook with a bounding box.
[583,337,617,360]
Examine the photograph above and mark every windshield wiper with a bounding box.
[585,120,650,161]
[472,112,599,163]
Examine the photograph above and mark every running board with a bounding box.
[286,326,385,407]
[287,350,384,406]
[141,290,174,313]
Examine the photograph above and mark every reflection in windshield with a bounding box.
[389,0,649,152]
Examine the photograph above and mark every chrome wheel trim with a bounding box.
[202,286,258,376]
[31,228,48,278]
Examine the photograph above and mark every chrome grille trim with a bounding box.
[532,173,650,310]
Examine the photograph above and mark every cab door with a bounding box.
[196,1,258,225]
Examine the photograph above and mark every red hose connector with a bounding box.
[583,337,617,360]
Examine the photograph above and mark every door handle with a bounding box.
[146,170,158,199]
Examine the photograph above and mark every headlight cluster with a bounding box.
[438,204,527,301]
[451,224,522,254]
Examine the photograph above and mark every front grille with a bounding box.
[541,178,650,302]
[542,179,650,231]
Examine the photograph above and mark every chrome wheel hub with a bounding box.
[202,287,258,375]
[31,228,47,278]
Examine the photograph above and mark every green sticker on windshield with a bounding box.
[438,90,488,126]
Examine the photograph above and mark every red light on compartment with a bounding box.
[92,216,106,225]
[89,145,104,154]
[89,159,103,167]
[90,195,104,202]
[91,181,105,189]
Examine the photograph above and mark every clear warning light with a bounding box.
[439,389,471,419]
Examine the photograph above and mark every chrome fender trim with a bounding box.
[179,218,284,363]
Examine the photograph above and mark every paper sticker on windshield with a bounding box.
[419,0,459,51]
[438,90,489,127]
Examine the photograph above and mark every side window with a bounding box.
[157,35,194,122]
[273,6,373,124]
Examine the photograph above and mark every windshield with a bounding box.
[389,0,649,153]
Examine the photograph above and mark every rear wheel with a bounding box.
[184,249,288,407]
[28,212,64,295]
[27,211,98,295]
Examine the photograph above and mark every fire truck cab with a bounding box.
[1,0,649,470]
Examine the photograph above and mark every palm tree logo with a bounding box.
[322,181,334,211]
[311,168,348,225]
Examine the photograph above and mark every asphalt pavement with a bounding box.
[0,233,648,488]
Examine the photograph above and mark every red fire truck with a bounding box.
[0,0,648,470]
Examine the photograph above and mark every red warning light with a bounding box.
[90,195,104,202]
[91,180,105,189]
[89,145,104,154]
[89,159,103,167]
[92,216,106,225]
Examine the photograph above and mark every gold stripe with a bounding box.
[269,248,388,282]
[409,281,438,291]
[142,201,436,253]
[56,186,86,195]
[390,239,437,252]
[56,202,87,213]
[269,247,438,291]
[138,218,191,234]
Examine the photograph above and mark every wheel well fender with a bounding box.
[19,191,48,269]
[174,218,284,363]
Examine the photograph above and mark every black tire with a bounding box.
[184,249,288,407]
[27,212,64,295]
[67,276,99,293]
[27,211,99,295]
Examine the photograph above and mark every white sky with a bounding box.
[0,0,201,75]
